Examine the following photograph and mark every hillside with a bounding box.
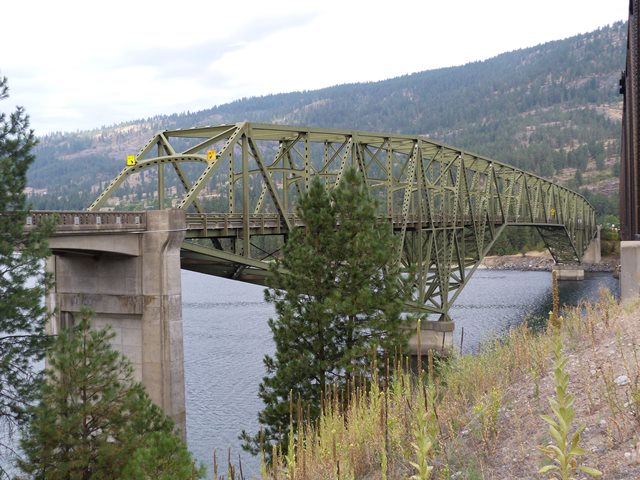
[28,22,627,216]
[258,291,639,479]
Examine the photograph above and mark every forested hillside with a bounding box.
[28,21,626,217]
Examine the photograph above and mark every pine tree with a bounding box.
[241,168,410,453]
[0,75,54,477]
[17,312,204,479]
[120,432,205,480]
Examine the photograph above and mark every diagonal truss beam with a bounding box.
[88,122,597,319]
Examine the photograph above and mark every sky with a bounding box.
[1,0,630,135]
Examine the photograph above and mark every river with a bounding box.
[181,268,619,478]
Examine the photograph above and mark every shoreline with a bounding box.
[265,290,640,478]
[480,251,619,273]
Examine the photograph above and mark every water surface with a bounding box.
[182,269,619,477]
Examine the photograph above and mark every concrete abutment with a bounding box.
[46,209,187,435]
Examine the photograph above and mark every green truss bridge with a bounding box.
[30,122,598,430]
[49,122,597,320]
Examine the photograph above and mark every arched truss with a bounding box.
[89,122,597,319]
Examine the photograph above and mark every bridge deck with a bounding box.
[27,210,572,236]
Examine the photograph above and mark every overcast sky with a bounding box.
[1,0,629,135]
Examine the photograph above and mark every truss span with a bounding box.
[89,122,597,318]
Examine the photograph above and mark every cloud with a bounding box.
[109,12,317,81]
[1,0,628,134]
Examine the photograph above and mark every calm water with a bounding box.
[181,269,619,478]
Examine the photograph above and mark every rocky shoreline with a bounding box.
[480,252,619,273]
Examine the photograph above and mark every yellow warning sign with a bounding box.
[207,150,217,162]
[126,155,136,166]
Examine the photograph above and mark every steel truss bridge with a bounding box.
[57,122,596,319]
[620,0,640,240]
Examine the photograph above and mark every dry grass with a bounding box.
[257,287,640,479]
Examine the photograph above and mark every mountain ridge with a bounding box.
[29,21,627,216]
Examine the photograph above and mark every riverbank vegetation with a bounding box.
[0,75,55,478]
[18,312,204,479]
[255,289,639,479]
[241,170,411,454]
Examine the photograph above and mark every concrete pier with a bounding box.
[582,226,602,264]
[548,227,601,281]
[45,209,187,434]
[408,319,454,354]
[621,241,640,303]
[552,264,585,281]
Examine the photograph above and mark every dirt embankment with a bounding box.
[481,251,619,272]
[482,298,640,479]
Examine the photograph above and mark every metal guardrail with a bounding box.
[185,213,301,233]
[183,212,569,232]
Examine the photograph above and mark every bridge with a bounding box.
[91,122,597,310]
[620,0,640,301]
[30,122,599,431]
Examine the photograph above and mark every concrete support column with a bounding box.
[621,241,640,303]
[582,226,602,264]
[552,264,585,281]
[140,209,186,433]
[46,209,187,434]
[408,320,454,355]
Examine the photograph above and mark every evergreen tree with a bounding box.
[0,75,54,477]
[241,169,410,453]
[120,432,205,480]
[17,312,204,479]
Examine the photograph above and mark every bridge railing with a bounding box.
[185,213,302,234]
[24,211,147,232]
[184,211,573,233]
[28,209,579,235]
